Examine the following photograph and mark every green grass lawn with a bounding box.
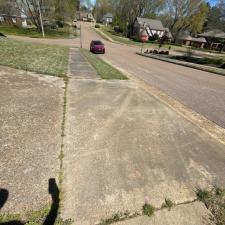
[81,49,128,80]
[0,39,69,77]
[0,25,76,39]
[171,55,225,67]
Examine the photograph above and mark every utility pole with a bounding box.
[37,0,45,38]
[80,24,82,48]
[140,22,147,54]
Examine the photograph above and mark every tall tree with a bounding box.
[15,0,79,31]
[160,0,209,40]
[0,0,16,25]
[204,0,225,32]
[16,0,44,32]
[54,0,78,22]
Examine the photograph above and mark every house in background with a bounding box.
[132,17,172,40]
[198,30,225,51]
[0,4,28,27]
[0,14,28,27]
[102,13,113,25]
[76,11,95,22]
[177,35,207,48]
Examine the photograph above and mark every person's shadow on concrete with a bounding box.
[0,188,24,225]
[0,178,59,225]
[43,178,60,225]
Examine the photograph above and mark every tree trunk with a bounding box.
[220,42,225,53]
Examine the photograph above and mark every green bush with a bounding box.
[95,24,101,28]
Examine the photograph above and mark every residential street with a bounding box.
[80,22,225,129]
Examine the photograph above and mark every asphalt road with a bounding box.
[80,22,225,129]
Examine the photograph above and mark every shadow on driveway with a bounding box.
[0,178,59,225]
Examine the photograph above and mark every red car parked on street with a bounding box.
[90,40,105,54]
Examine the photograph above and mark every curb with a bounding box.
[137,52,225,76]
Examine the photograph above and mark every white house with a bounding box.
[102,13,113,25]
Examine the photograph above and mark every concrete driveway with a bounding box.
[0,66,63,214]
[79,22,225,129]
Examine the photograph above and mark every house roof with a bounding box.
[192,37,207,43]
[103,13,113,19]
[136,17,165,30]
[77,11,93,18]
[178,35,207,43]
[198,30,225,39]
[177,34,193,41]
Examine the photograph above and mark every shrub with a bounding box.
[114,26,122,33]
[95,24,100,28]
[56,20,64,28]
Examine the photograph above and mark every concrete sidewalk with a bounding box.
[69,48,99,79]
[62,62,225,225]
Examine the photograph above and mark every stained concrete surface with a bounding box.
[0,66,64,213]
[62,79,225,225]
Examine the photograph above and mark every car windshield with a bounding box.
[93,41,103,45]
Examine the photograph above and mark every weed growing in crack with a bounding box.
[98,211,140,225]
[162,198,175,209]
[196,189,211,202]
[142,203,155,217]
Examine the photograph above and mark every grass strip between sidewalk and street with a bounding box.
[81,48,128,80]
[0,39,69,77]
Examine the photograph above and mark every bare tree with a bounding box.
[15,0,43,32]
[161,0,209,40]
[0,0,18,25]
